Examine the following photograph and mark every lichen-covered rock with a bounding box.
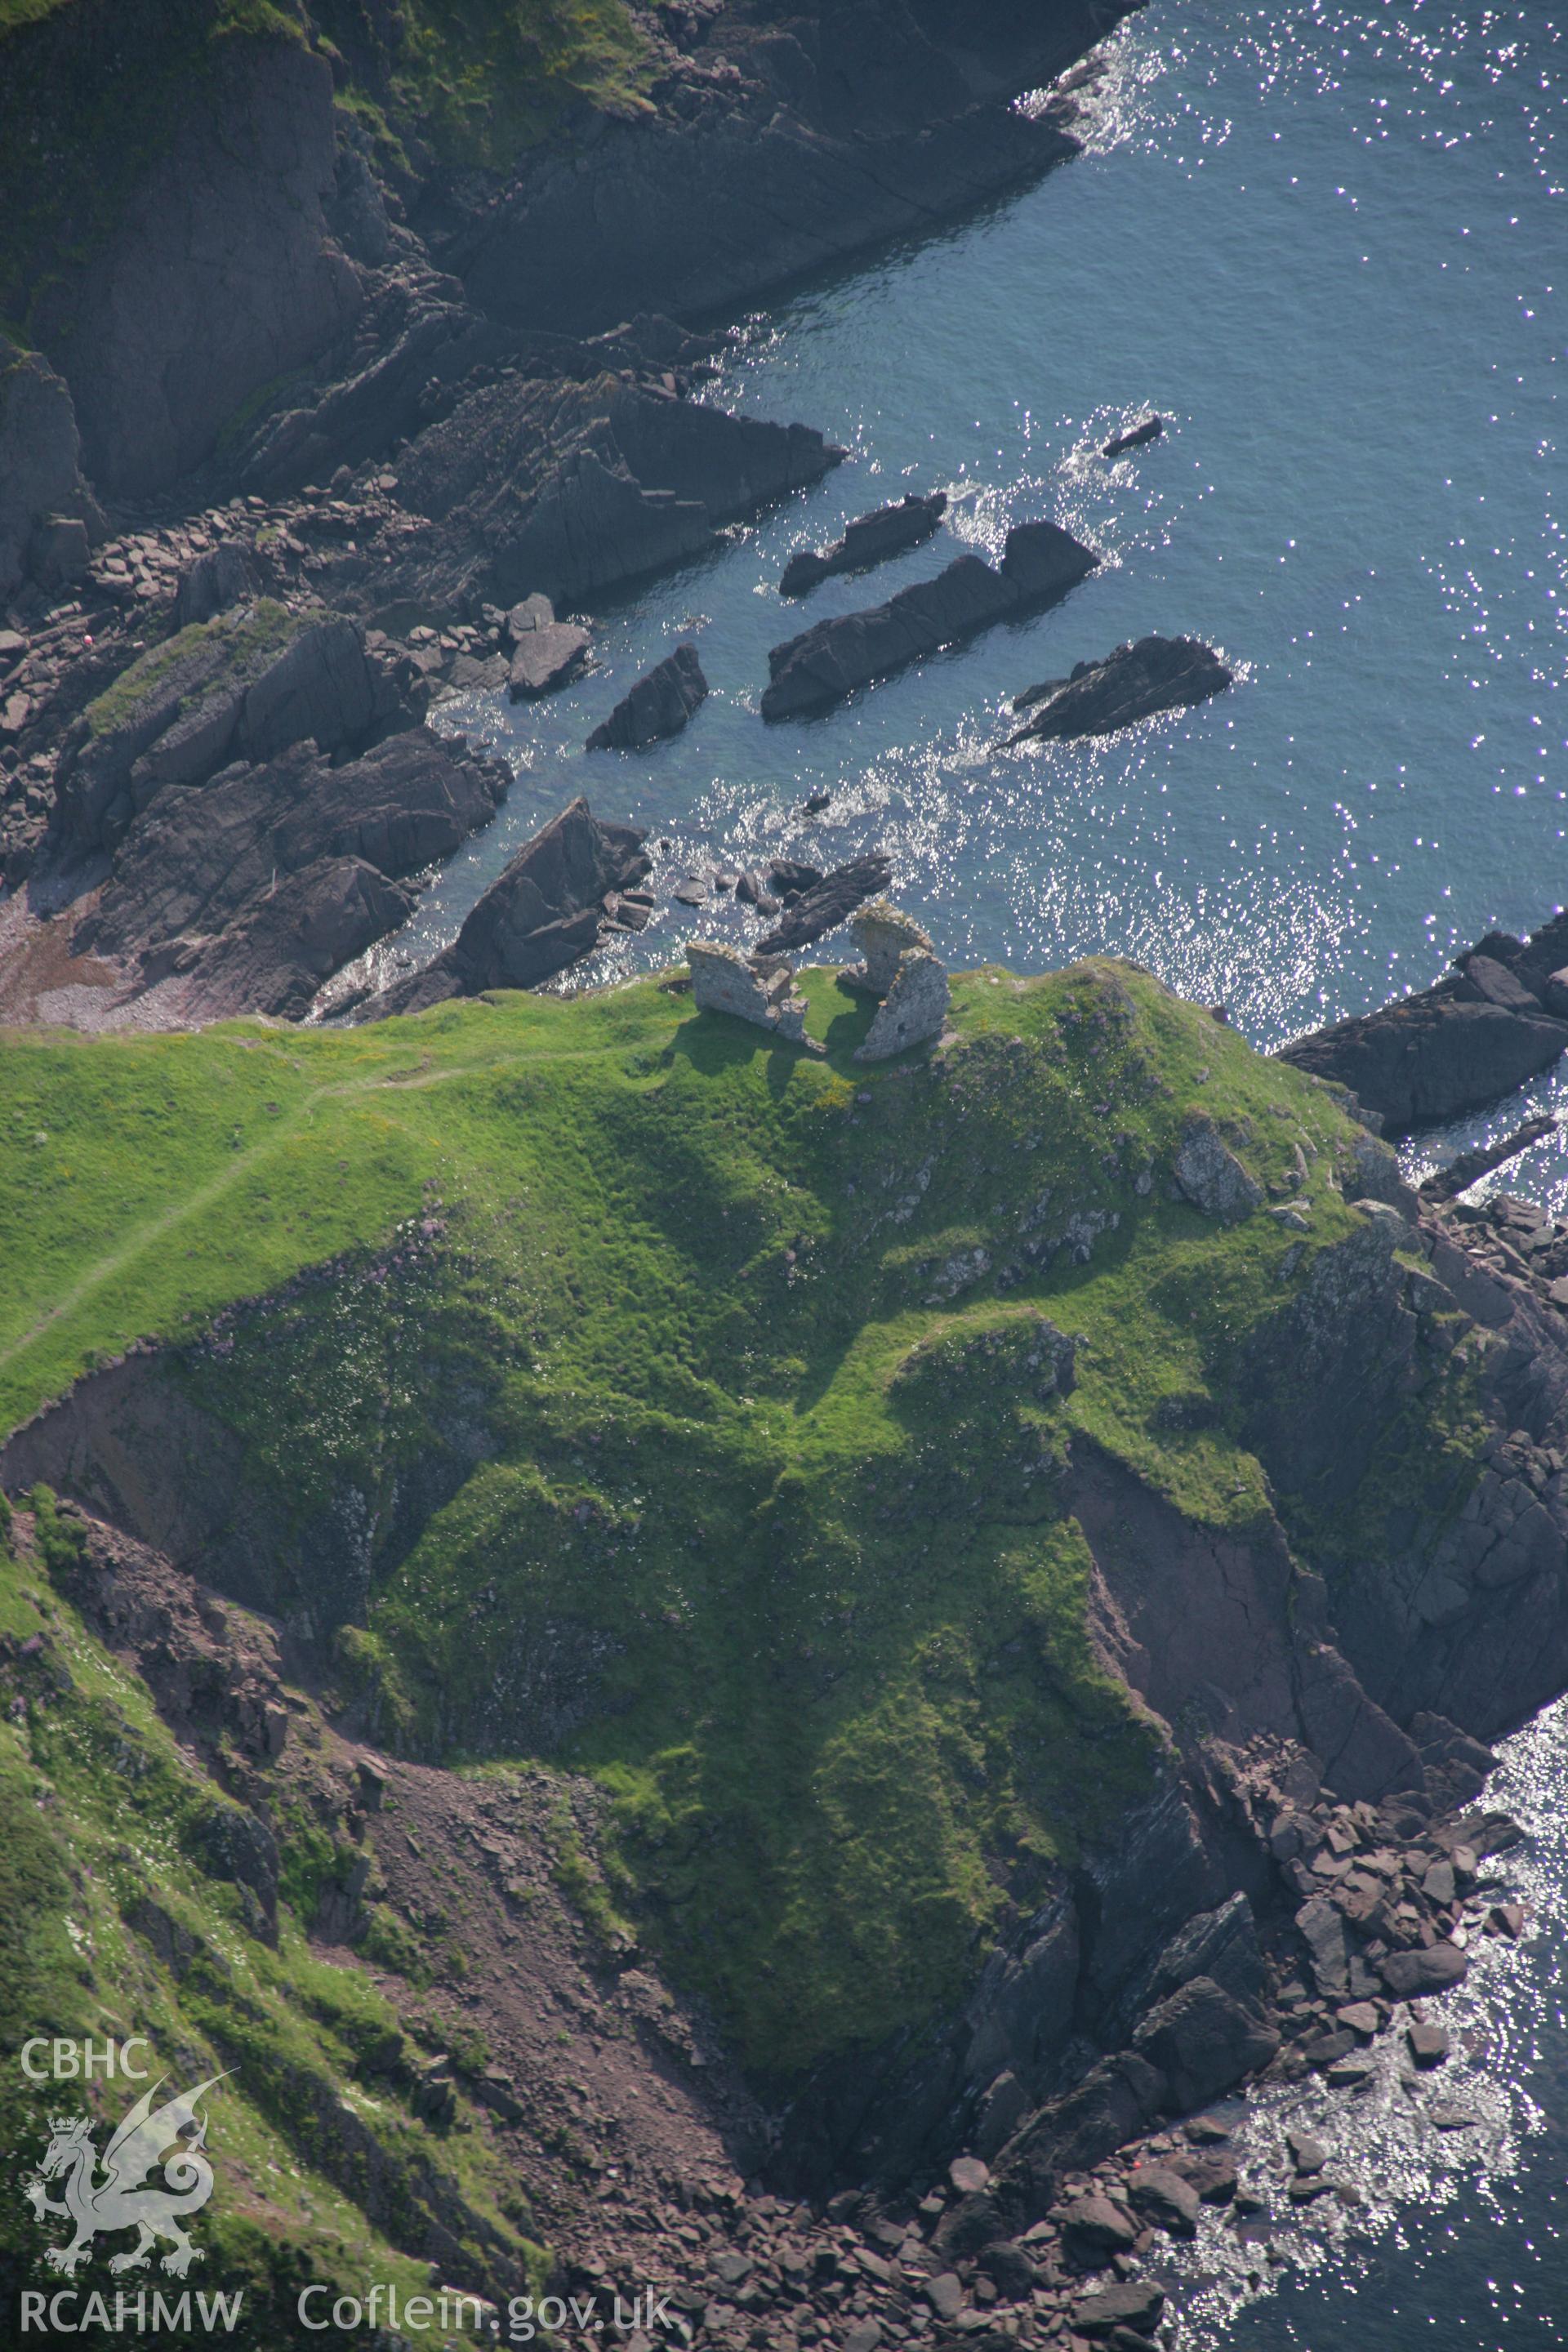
[844,897,934,996]
[688,941,810,1044]
[1173,1116,1263,1217]
[853,947,950,1062]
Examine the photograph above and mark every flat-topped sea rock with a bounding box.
[760,519,1098,720]
[780,491,947,596]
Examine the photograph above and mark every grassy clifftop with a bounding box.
[0,961,1437,2083]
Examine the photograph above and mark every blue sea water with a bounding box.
[388,0,1567,1192]
[367,3,1568,2336]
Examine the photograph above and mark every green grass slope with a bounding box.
[0,964,1477,2079]
[0,1497,538,2348]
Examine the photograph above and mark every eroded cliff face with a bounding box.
[30,36,362,501]
[0,0,1127,520]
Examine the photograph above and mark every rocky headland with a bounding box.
[3,951,1566,2341]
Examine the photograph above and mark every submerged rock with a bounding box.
[760,519,1099,720]
[364,795,649,1016]
[586,644,707,751]
[780,491,947,596]
[1006,635,1232,745]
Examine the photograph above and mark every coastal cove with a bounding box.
[385,0,1568,1209]
[2,2,1568,2345]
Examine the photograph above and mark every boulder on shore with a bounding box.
[1007,636,1232,745]
[1280,908,1568,1130]
[586,644,707,751]
[760,519,1099,720]
[364,795,649,1017]
[506,595,592,698]
[780,492,947,596]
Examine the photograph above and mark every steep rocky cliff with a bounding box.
[2,962,1561,2305]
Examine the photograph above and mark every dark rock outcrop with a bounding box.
[1102,415,1164,457]
[780,492,947,596]
[0,349,101,599]
[365,795,649,1017]
[74,727,510,1019]
[761,521,1099,719]
[1006,635,1232,745]
[1130,1976,1281,2113]
[586,644,707,752]
[56,602,417,861]
[453,5,1118,333]
[754,854,894,954]
[172,541,261,630]
[1280,907,1568,1129]
[385,370,844,615]
[11,27,361,501]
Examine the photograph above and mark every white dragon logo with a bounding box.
[25,2074,228,2278]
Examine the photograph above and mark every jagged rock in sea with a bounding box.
[363,795,650,1016]
[761,519,1099,719]
[72,727,510,1021]
[385,370,844,616]
[1279,907,1568,1128]
[780,491,948,596]
[753,853,894,953]
[1006,635,1232,745]
[586,644,707,751]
